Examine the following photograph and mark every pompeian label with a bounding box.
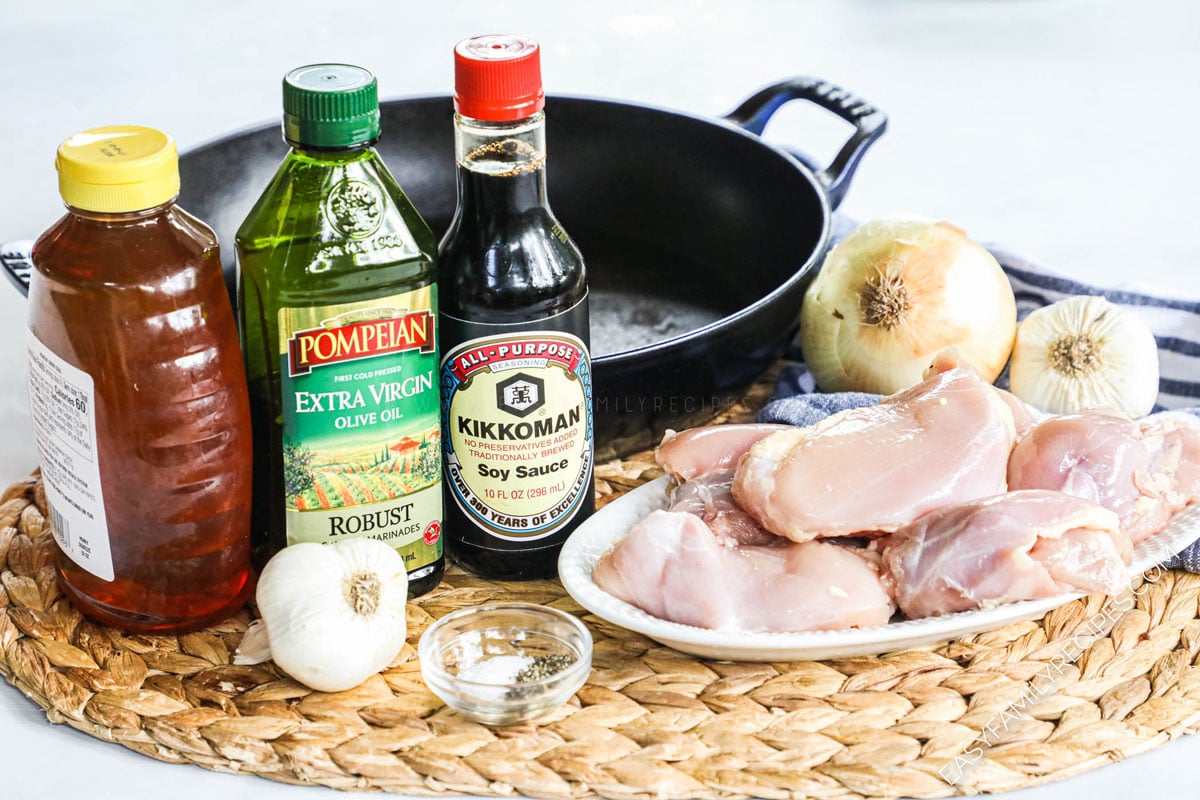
[441,307,593,542]
[279,287,443,572]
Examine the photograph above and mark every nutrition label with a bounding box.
[25,331,114,581]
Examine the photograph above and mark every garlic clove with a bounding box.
[233,619,272,666]
[254,538,410,693]
[1009,296,1159,418]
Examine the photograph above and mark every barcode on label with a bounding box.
[49,503,71,552]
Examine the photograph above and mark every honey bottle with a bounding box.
[27,126,253,632]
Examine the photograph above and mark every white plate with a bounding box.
[558,476,1200,661]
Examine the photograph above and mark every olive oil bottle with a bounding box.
[237,64,444,596]
[439,35,595,580]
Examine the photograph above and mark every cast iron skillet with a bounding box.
[3,78,885,458]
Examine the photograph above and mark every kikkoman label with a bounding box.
[441,332,593,541]
[279,287,443,572]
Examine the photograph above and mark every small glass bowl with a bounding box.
[418,602,593,726]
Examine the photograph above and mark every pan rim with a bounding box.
[180,91,832,366]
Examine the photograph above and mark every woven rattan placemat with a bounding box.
[4,371,1200,798]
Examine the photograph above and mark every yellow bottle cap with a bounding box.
[55,126,180,213]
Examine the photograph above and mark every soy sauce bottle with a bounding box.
[439,35,594,580]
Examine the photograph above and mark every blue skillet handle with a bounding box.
[2,240,33,297]
[725,77,887,209]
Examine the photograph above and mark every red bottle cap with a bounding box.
[454,34,545,122]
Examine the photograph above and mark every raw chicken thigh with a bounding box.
[1008,411,1200,543]
[592,347,1198,635]
[996,386,1041,441]
[881,490,1128,619]
[925,348,1041,440]
[655,423,789,480]
[656,424,789,546]
[669,469,781,546]
[1160,416,1200,497]
[593,510,895,632]
[733,364,1017,541]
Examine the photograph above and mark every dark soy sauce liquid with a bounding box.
[441,161,585,320]
[439,140,594,580]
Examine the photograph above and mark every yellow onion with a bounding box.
[800,216,1017,393]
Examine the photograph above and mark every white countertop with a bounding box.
[3,2,1199,798]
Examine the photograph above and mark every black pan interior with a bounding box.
[180,95,824,359]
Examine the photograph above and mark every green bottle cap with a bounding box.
[282,64,381,149]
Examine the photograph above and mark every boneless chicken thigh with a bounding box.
[1161,416,1200,497]
[1008,411,1200,543]
[593,349,1197,634]
[733,365,1016,541]
[881,490,1128,619]
[669,469,782,546]
[925,348,1041,440]
[593,510,895,632]
[655,423,791,481]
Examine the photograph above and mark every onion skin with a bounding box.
[800,216,1017,394]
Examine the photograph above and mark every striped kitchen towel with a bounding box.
[759,240,1200,570]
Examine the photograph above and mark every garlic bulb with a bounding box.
[1009,296,1159,418]
[242,539,409,692]
[800,216,1017,394]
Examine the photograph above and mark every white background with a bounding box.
[2,1,1199,798]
